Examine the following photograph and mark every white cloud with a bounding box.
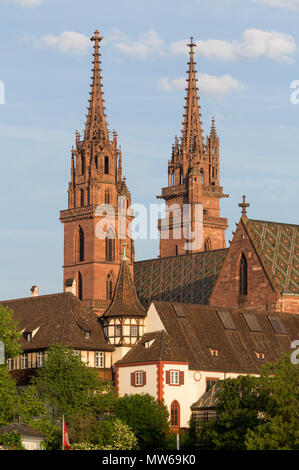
[0,0,41,6]
[159,73,244,98]
[107,29,165,59]
[254,0,299,10]
[36,31,91,55]
[170,29,296,63]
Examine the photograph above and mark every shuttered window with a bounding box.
[131,371,146,387]
[166,370,184,386]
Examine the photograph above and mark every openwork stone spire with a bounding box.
[84,30,109,142]
[181,37,204,156]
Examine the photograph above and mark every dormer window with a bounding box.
[254,351,265,360]
[209,348,219,357]
[23,332,32,342]
[84,331,90,339]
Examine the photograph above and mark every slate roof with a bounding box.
[134,248,228,309]
[1,292,113,352]
[243,218,299,295]
[120,301,299,374]
[103,260,146,318]
[116,330,189,365]
[0,423,45,438]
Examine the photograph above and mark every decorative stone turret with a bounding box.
[157,38,229,257]
[60,30,134,315]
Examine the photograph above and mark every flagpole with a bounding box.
[62,415,64,451]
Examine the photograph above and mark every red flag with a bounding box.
[63,417,70,450]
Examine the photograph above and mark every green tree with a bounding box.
[0,365,46,427]
[0,304,22,360]
[32,344,116,419]
[196,375,269,450]
[245,354,299,450]
[114,394,170,450]
[0,365,18,426]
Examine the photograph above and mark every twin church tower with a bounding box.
[60,30,229,315]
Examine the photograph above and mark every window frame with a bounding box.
[95,351,105,368]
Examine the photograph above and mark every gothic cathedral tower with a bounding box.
[60,31,134,315]
[157,38,229,257]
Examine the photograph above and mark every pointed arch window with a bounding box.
[80,189,84,207]
[81,152,85,175]
[104,156,109,174]
[105,190,111,205]
[170,400,180,428]
[200,170,204,185]
[239,253,248,296]
[105,227,115,261]
[78,227,84,262]
[204,237,211,251]
[106,273,113,300]
[78,272,83,300]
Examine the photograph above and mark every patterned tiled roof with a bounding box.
[134,248,228,309]
[244,218,299,295]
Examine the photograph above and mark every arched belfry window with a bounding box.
[80,189,85,207]
[104,156,109,174]
[105,227,115,262]
[106,273,113,301]
[239,253,248,296]
[78,272,83,300]
[78,227,84,262]
[81,152,85,175]
[201,169,204,185]
[204,237,211,251]
[105,190,111,205]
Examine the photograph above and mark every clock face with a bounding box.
[193,371,201,382]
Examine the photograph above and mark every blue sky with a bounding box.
[0,0,299,299]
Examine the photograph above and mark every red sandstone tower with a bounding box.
[157,38,229,257]
[60,31,134,315]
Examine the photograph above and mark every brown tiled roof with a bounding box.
[134,248,228,308]
[103,260,146,318]
[137,301,299,374]
[1,292,113,352]
[0,423,45,437]
[116,330,189,365]
[243,217,299,295]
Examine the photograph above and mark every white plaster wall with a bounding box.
[22,436,43,450]
[163,367,257,428]
[144,303,166,333]
[112,347,131,365]
[118,364,157,399]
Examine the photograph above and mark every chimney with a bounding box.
[65,278,76,296]
[31,286,39,297]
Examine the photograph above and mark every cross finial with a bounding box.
[187,36,196,56]
[91,30,103,43]
[238,194,250,216]
[122,242,127,261]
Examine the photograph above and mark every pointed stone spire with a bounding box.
[84,30,109,142]
[210,116,217,139]
[181,37,204,156]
